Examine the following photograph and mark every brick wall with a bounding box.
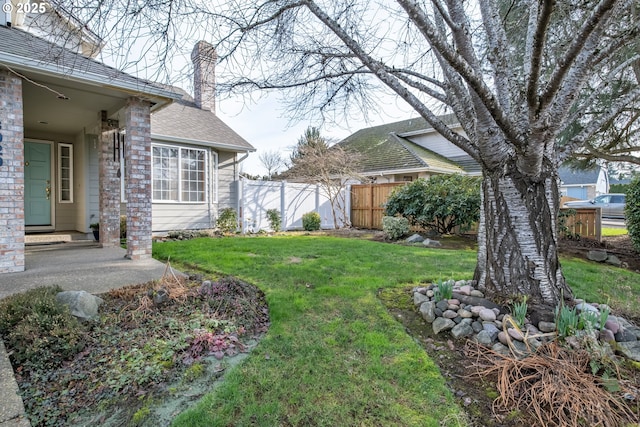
[98,111,121,247]
[124,98,152,260]
[0,71,25,273]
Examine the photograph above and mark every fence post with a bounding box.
[281,181,286,230]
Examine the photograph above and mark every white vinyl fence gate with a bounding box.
[238,179,350,232]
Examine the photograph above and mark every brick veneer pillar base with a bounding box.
[98,111,121,247]
[124,98,152,260]
[0,71,25,273]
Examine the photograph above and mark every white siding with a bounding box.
[152,203,211,231]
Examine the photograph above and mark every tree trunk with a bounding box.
[474,167,573,308]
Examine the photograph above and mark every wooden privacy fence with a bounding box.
[559,207,601,242]
[350,183,405,230]
[351,183,601,241]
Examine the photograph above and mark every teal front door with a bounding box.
[25,141,52,226]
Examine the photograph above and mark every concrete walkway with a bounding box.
[0,242,182,427]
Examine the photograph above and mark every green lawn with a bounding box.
[152,234,640,426]
[602,227,628,237]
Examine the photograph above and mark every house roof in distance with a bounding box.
[151,87,255,152]
[558,165,602,185]
[338,116,476,175]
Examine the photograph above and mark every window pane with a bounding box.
[152,146,179,201]
[180,148,206,202]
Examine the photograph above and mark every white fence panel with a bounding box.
[238,179,349,232]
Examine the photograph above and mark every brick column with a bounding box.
[0,71,25,273]
[124,98,152,260]
[98,111,121,247]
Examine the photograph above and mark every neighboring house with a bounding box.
[337,115,481,182]
[0,7,254,274]
[339,118,608,200]
[558,165,609,200]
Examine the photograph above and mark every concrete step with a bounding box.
[25,232,93,245]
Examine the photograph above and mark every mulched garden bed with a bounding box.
[4,273,269,427]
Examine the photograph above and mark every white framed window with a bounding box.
[58,143,73,203]
[152,144,211,203]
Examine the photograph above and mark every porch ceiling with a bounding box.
[22,71,138,136]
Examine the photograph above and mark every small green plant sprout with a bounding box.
[511,296,528,328]
[598,305,610,330]
[433,279,454,301]
[555,303,580,338]
[578,310,600,332]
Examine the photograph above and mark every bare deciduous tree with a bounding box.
[61,0,640,308]
[258,149,286,179]
[283,129,361,229]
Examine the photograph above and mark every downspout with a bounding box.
[237,151,250,233]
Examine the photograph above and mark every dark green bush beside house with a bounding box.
[384,175,481,234]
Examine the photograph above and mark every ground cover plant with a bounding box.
[153,234,640,426]
[0,274,269,427]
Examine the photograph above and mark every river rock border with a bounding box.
[413,280,640,361]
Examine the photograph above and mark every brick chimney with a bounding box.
[191,41,217,113]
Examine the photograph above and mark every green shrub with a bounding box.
[0,286,85,369]
[217,208,238,233]
[384,175,481,234]
[626,176,640,252]
[382,215,410,240]
[266,208,282,232]
[302,211,322,231]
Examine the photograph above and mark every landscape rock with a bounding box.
[470,290,485,298]
[587,250,608,262]
[432,317,455,335]
[413,292,430,306]
[458,309,473,319]
[498,331,509,345]
[479,308,496,322]
[419,301,436,323]
[451,322,474,339]
[508,328,524,342]
[599,329,615,343]
[453,293,502,311]
[614,328,638,343]
[443,310,458,319]
[605,255,622,267]
[476,330,495,346]
[436,300,449,311]
[406,233,424,243]
[471,321,483,333]
[56,291,104,320]
[616,341,640,362]
[576,302,599,313]
[604,318,621,334]
[482,323,500,341]
[491,342,510,356]
[422,238,442,248]
[538,321,556,333]
[457,285,472,296]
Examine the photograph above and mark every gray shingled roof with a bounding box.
[558,165,601,185]
[0,24,177,99]
[338,117,478,174]
[151,92,255,152]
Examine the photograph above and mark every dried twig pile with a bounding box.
[467,341,638,427]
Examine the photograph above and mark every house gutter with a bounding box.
[363,166,469,176]
[151,133,257,153]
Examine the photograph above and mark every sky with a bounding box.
[211,91,416,177]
